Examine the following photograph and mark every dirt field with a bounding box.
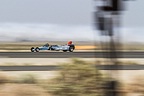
[0,58,143,96]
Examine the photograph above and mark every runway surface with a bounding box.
[0,51,144,58]
[0,65,144,71]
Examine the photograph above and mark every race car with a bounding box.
[31,42,75,52]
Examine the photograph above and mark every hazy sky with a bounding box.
[0,0,143,42]
[0,0,93,25]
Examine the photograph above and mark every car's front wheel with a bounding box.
[35,47,40,52]
[31,47,35,52]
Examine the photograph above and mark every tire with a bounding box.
[69,47,74,52]
[63,50,67,52]
[35,47,40,52]
[31,47,35,52]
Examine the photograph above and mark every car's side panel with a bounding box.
[61,45,69,50]
[38,46,49,50]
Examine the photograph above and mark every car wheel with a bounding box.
[69,47,74,52]
[31,47,35,52]
[35,47,40,52]
[63,50,67,52]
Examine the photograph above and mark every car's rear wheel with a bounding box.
[31,47,35,52]
[35,47,40,52]
[69,47,74,52]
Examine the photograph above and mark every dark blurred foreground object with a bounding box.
[95,0,132,34]
[104,80,119,96]
[94,0,135,96]
[95,12,113,36]
[99,0,127,12]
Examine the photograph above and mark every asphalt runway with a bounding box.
[0,51,144,58]
[0,65,144,71]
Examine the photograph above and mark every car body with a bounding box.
[31,43,75,52]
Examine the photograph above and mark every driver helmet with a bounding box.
[67,41,72,45]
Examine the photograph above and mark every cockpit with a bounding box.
[43,43,49,47]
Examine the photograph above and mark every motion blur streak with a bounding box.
[95,0,136,96]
